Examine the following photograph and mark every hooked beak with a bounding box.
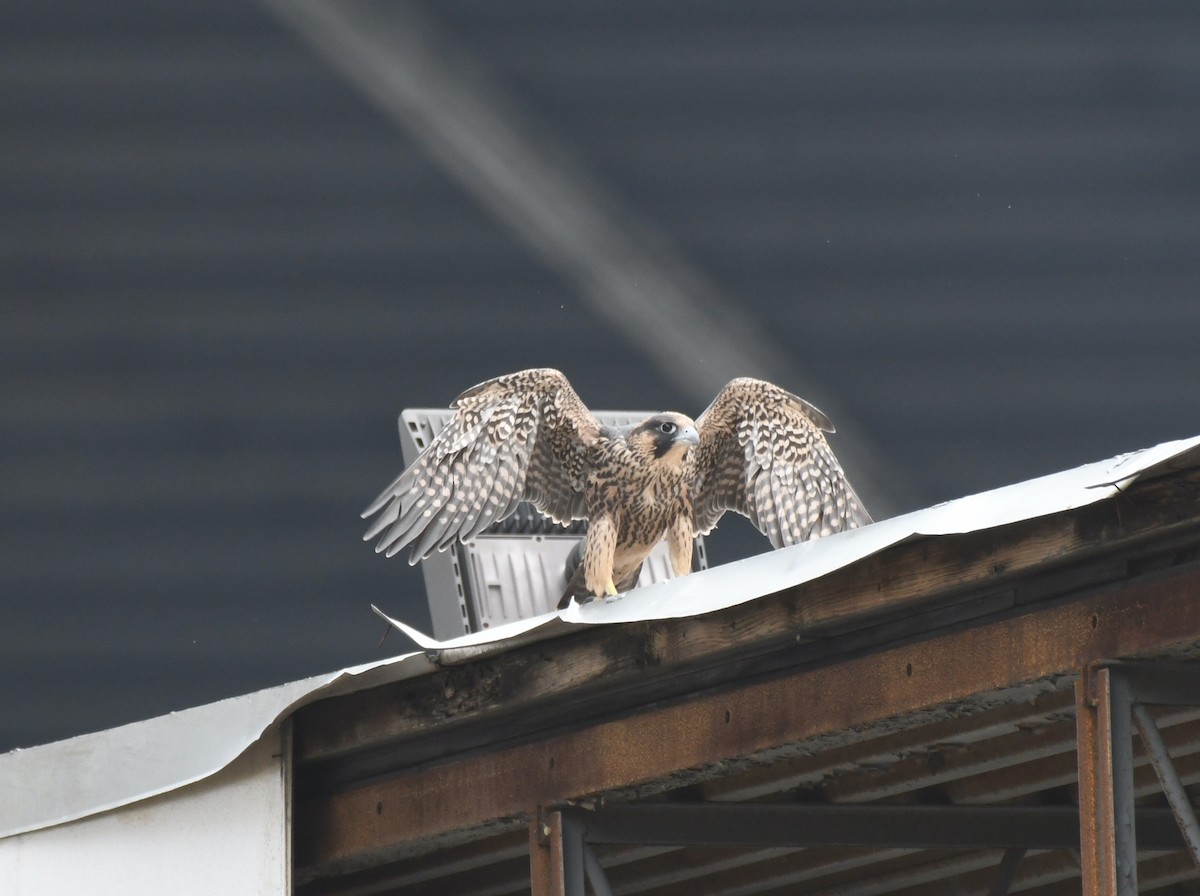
[676,426,700,448]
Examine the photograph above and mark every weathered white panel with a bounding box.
[0,653,437,840]
[0,730,288,896]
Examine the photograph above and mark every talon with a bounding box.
[605,578,619,596]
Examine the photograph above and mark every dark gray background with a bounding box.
[4,0,1198,752]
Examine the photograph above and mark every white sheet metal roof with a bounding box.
[382,434,1200,661]
[4,434,1200,840]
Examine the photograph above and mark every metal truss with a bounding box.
[530,660,1200,896]
[1078,661,1200,896]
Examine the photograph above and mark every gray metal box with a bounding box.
[397,408,707,638]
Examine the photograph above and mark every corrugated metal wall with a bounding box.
[3,0,1198,750]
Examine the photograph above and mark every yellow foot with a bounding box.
[605,578,619,597]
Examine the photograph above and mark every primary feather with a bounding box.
[362,368,596,562]
[687,377,872,549]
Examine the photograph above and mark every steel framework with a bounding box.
[526,660,1200,896]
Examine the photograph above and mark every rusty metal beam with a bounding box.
[1076,668,1131,896]
[296,564,1200,874]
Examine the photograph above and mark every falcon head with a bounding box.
[628,413,700,466]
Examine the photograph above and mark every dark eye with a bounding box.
[658,421,677,434]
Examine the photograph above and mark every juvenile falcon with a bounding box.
[362,368,871,607]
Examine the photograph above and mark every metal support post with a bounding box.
[1076,662,1200,896]
[1077,668,1127,896]
[1108,671,1138,895]
[561,811,586,896]
[531,808,566,896]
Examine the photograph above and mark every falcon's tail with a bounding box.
[556,564,592,610]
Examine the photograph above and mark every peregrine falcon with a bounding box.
[362,368,871,607]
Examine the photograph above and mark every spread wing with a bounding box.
[686,378,871,548]
[362,368,601,562]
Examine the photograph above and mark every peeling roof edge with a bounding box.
[4,434,1200,840]
[0,651,439,840]
[383,434,1200,663]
